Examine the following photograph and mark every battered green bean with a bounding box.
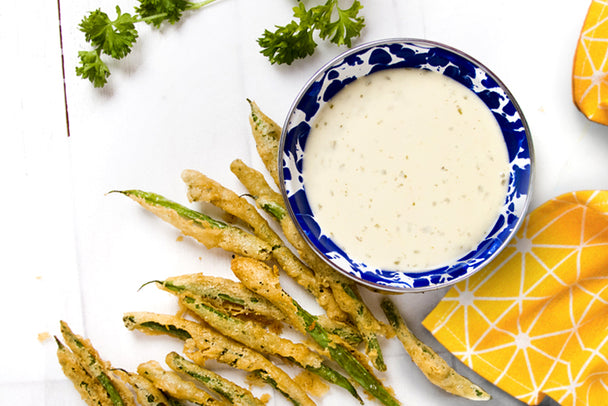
[231,257,400,406]
[137,360,228,405]
[181,169,347,322]
[165,352,264,406]
[59,321,134,406]
[55,337,114,406]
[152,274,288,323]
[177,291,361,402]
[152,274,362,345]
[381,298,491,401]
[179,292,322,368]
[111,189,272,261]
[123,312,315,406]
[247,99,282,188]
[113,369,174,406]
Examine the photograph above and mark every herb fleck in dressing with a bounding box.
[303,68,510,271]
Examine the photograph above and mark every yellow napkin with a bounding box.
[423,191,608,406]
[573,1,608,125]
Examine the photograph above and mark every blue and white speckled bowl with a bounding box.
[279,38,534,292]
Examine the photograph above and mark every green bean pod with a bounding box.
[166,352,264,406]
[59,321,132,406]
[137,360,228,405]
[111,189,273,261]
[231,258,400,406]
[123,312,316,406]
[181,169,348,322]
[178,292,362,402]
[153,275,362,346]
[55,337,114,406]
[381,298,491,401]
[113,369,173,406]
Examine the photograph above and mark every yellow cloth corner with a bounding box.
[573,1,608,125]
[423,191,608,406]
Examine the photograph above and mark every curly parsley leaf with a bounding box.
[258,10,317,66]
[316,0,365,47]
[79,6,138,59]
[75,50,111,88]
[136,0,191,28]
[258,0,365,65]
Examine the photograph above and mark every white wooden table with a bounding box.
[2,1,606,405]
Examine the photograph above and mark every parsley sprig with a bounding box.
[258,0,365,65]
[77,0,366,87]
[76,0,216,87]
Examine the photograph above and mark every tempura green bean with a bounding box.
[381,298,491,401]
[165,352,265,406]
[55,337,114,406]
[153,274,362,346]
[137,360,228,406]
[181,169,347,322]
[111,189,272,261]
[59,321,134,406]
[231,257,400,406]
[123,312,315,406]
[177,291,361,401]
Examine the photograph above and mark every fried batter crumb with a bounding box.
[294,370,329,397]
[245,372,267,388]
[38,332,51,343]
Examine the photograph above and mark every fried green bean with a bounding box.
[111,189,272,261]
[137,360,228,405]
[231,257,400,406]
[123,312,315,406]
[247,99,282,188]
[381,298,491,401]
[181,169,347,322]
[154,274,289,323]
[152,274,362,346]
[230,158,388,371]
[230,159,285,218]
[165,352,264,406]
[55,337,114,406]
[179,292,322,367]
[176,291,361,402]
[113,369,174,406]
[59,321,134,406]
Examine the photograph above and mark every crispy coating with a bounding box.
[178,292,324,368]
[230,257,305,334]
[56,338,114,406]
[123,312,315,406]
[59,321,136,406]
[159,274,361,346]
[137,360,227,405]
[162,273,289,323]
[113,369,173,406]
[125,191,272,261]
[381,299,491,401]
[247,99,282,187]
[165,351,265,406]
[181,168,347,322]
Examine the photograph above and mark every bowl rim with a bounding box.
[278,37,535,292]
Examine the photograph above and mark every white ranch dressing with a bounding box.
[302,68,510,271]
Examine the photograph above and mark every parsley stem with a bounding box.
[187,0,219,11]
[135,0,218,23]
